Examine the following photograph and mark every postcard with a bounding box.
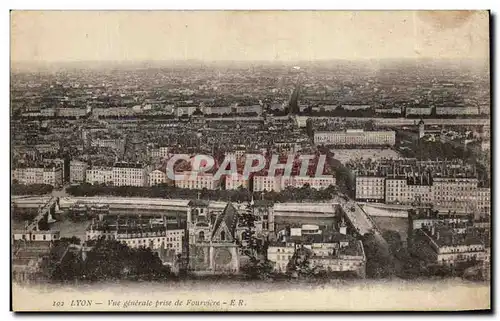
[10,10,491,312]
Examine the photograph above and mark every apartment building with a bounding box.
[225,173,249,190]
[355,176,386,201]
[150,146,170,160]
[86,166,113,185]
[149,169,167,186]
[12,164,63,187]
[432,178,479,209]
[267,243,295,273]
[165,228,185,255]
[412,226,486,267]
[175,171,220,190]
[112,162,148,187]
[282,176,336,190]
[70,160,88,183]
[253,175,282,192]
[41,158,66,182]
[475,188,491,217]
[385,177,433,205]
[90,138,126,155]
[353,159,490,215]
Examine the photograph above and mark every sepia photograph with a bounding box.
[9,10,491,312]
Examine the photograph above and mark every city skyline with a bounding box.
[11,11,490,64]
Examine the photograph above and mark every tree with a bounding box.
[52,239,173,282]
[286,246,322,278]
[239,200,259,258]
[362,232,395,278]
[241,255,274,280]
[238,200,274,280]
[12,183,54,195]
[38,214,50,231]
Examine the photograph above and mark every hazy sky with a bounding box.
[11,11,490,63]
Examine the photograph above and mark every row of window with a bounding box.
[166,243,181,248]
[441,247,483,253]
[357,181,384,185]
[88,234,166,243]
[20,234,58,241]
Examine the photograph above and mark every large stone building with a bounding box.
[405,106,432,117]
[85,216,168,250]
[253,175,335,192]
[435,106,480,116]
[267,222,366,277]
[353,159,490,217]
[411,224,486,268]
[93,107,135,118]
[314,130,396,146]
[282,175,336,190]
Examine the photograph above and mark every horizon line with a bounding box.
[11,57,488,69]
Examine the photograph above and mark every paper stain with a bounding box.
[417,11,477,30]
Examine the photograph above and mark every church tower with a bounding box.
[187,199,211,244]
